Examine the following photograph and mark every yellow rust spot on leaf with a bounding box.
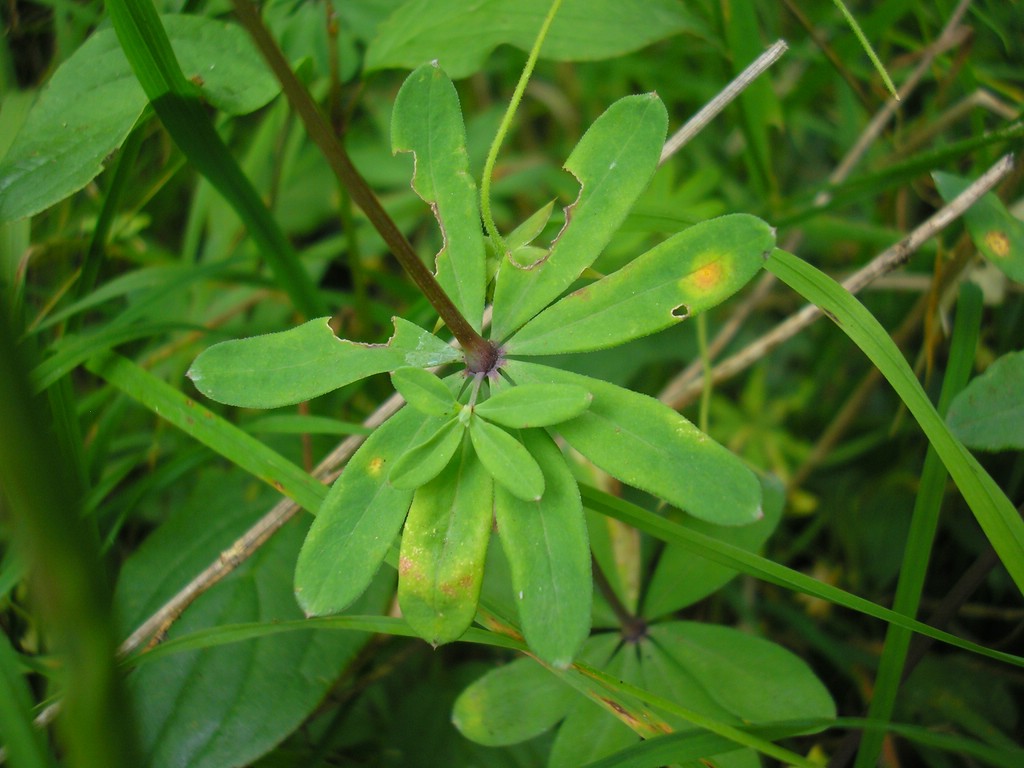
[398,556,414,576]
[682,255,726,292]
[368,456,385,476]
[984,230,1011,259]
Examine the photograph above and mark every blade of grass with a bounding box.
[85,351,326,514]
[581,722,820,768]
[852,282,981,767]
[579,485,1024,669]
[766,249,1024,595]
[0,312,138,768]
[103,0,326,318]
[122,615,525,667]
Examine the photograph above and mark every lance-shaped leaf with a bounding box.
[475,383,592,428]
[393,63,487,330]
[188,316,460,409]
[491,94,668,341]
[494,430,591,667]
[295,407,442,616]
[506,214,774,355]
[391,366,458,417]
[388,417,465,490]
[505,360,762,526]
[398,440,494,645]
[470,419,545,501]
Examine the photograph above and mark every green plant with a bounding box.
[188,59,775,665]
[3,1,1024,767]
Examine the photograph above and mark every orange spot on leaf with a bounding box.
[688,259,724,291]
[984,230,1011,259]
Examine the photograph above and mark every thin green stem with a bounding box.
[230,0,494,368]
[830,0,898,100]
[480,0,564,257]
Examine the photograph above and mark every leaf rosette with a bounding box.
[188,63,776,665]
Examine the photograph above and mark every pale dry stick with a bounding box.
[120,381,400,656]
[813,0,973,207]
[659,40,789,165]
[660,152,1016,410]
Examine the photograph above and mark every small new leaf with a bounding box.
[392,366,458,417]
[389,418,465,490]
[469,419,545,501]
[475,383,591,428]
[494,430,591,667]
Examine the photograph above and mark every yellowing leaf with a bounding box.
[507,214,774,355]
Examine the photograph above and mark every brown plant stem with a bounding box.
[230,0,495,370]
[592,556,647,642]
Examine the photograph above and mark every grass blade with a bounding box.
[766,249,1024,595]
[104,0,326,318]
[580,485,1024,669]
[85,351,326,514]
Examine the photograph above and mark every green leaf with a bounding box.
[0,15,280,222]
[643,476,783,619]
[766,249,1024,596]
[469,419,545,501]
[391,366,458,417]
[116,477,389,768]
[388,417,465,490]
[392,63,487,330]
[642,623,835,725]
[494,430,591,667]
[506,214,774,355]
[365,0,702,78]
[295,408,435,616]
[475,382,592,428]
[946,350,1024,451]
[506,360,762,526]
[452,657,576,746]
[934,171,1024,283]
[397,441,493,645]
[491,94,668,341]
[188,317,460,409]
